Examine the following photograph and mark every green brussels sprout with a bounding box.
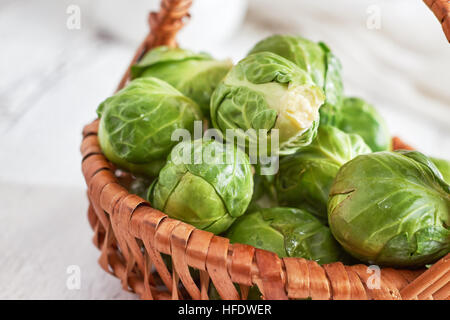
[226,207,345,264]
[131,46,232,116]
[337,97,391,152]
[275,126,371,220]
[148,139,253,234]
[97,78,202,177]
[211,52,325,157]
[431,157,450,184]
[328,150,450,267]
[248,35,344,125]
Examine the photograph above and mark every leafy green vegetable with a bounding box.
[248,35,343,125]
[148,139,253,234]
[337,97,391,152]
[431,157,450,184]
[211,52,324,157]
[276,126,371,220]
[318,43,344,125]
[226,207,345,264]
[97,77,202,177]
[131,46,232,116]
[328,150,450,267]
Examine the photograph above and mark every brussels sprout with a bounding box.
[97,78,202,177]
[131,46,232,116]
[318,43,344,125]
[431,157,450,184]
[226,207,345,264]
[148,139,253,234]
[248,35,344,125]
[328,150,450,267]
[337,97,391,152]
[211,52,325,156]
[276,126,371,220]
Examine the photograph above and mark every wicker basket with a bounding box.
[81,0,450,300]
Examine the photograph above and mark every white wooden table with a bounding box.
[0,0,449,299]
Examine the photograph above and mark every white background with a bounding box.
[0,0,449,299]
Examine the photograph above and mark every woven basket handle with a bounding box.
[424,0,450,42]
[116,0,193,91]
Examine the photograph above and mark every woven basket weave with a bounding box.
[81,0,450,300]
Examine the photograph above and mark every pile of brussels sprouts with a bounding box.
[97,35,449,273]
